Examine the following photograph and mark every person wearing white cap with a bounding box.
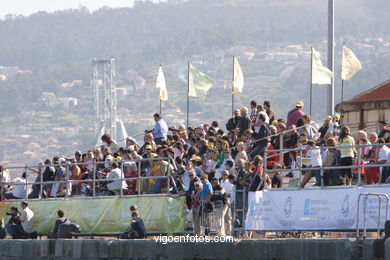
[286,101,305,129]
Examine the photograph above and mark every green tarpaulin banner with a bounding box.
[0,196,185,234]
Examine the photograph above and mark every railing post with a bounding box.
[65,164,70,198]
[167,158,171,195]
[40,165,43,200]
[262,146,267,190]
[279,134,284,164]
[137,160,141,196]
[25,164,28,200]
[357,146,362,186]
[299,147,303,183]
[92,161,96,198]
[363,195,367,237]
[120,161,124,197]
[378,195,382,237]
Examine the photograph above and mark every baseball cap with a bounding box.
[194,156,202,162]
[150,153,158,159]
[326,115,332,120]
[296,101,304,107]
[58,158,66,164]
[333,113,340,120]
[126,146,135,152]
[212,177,219,183]
[272,120,278,126]
[145,145,152,150]
[241,107,249,113]
[126,137,137,144]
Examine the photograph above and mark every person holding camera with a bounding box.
[5,201,35,239]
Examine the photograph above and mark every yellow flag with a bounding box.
[311,48,333,85]
[188,63,215,97]
[155,65,168,101]
[233,56,244,93]
[342,45,362,80]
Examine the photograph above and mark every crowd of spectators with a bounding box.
[0,100,389,236]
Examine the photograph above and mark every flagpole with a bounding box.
[327,0,335,115]
[159,99,162,115]
[232,56,235,117]
[340,43,345,103]
[187,61,190,129]
[310,47,313,115]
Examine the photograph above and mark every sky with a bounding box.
[1,0,137,19]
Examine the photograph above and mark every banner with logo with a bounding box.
[0,196,185,234]
[245,186,390,231]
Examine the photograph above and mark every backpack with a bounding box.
[58,223,81,238]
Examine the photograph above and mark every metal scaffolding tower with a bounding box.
[92,58,118,141]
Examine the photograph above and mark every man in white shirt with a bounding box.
[301,141,323,187]
[5,201,35,239]
[220,171,234,236]
[151,113,168,145]
[377,138,390,183]
[101,133,120,154]
[253,105,270,132]
[20,201,35,235]
[3,172,28,199]
[0,166,10,200]
[107,162,128,195]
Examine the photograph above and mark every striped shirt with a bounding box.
[338,136,355,158]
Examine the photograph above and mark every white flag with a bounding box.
[155,65,168,101]
[233,56,244,93]
[342,45,362,80]
[311,48,333,85]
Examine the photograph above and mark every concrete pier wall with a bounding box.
[0,238,380,260]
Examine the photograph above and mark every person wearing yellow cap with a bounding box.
[272,120,278,126]
[333,113,341,121]
[326,113,341,137]
[286,100,305,129]
[238,107,251,135]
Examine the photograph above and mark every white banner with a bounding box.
[245,186,390,231]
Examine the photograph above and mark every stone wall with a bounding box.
[0,238,380,260]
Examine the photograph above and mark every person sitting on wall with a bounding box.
[48,210,70,239]
[0,218,6,239]
[121,210,146,239]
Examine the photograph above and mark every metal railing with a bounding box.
[261,142,390,190]
[0,157,178,201]
[356,193,389,238]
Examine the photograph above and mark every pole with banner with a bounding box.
[155,64,168,115]
[187,61,190,128]
[341,43,345,103]
[310,47,313,115]
[232,56,244,116]
[341,44,362,103]
[232,56,235,117]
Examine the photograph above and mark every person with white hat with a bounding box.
[286,101,305,129]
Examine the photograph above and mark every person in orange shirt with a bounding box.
[70,159,82,195]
